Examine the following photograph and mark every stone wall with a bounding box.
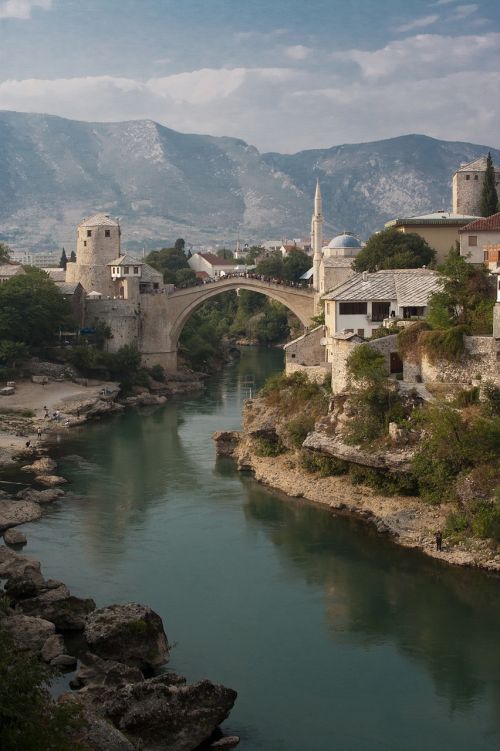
[330,334,399,394]
[85,299,139,354]
[285,362,331,384]
[421,336,499,385]
[284,325,325,366]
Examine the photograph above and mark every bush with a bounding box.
[260,371,328,419]
[482,382,500,416]
[300,450,349,477]
[149,364,166,382]
[471,500,500,541]
[419,325,467,364]
[397,321,430,363]
[445,512,469,536]
[348,465,418,495]
[454,386,479,408]
[253,435,286,457]
[346,344,387,383]
[287,415,315,447]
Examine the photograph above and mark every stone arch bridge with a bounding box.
[138,276,316,370]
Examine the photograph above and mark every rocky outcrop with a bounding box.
[3,528,27,545]
[19,590,96,630]
[70,652,144,690]
[21,457,57,474]
[69,674,237,751]
[121,393,167,407]
[302,431,414,473]
[35,474,67,487]
[84,603,169,670]
[40,633,66,663]
[16,487,65,504]
[0,545,43,582]
[2,613,55,655]
[212,431,240,458]
[0,499,43,531]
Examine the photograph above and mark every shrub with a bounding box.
[398,321,430,363]
[482,382,500,416]
[299,450,349,477]
[471,500,500,541]
[348,465,418,495]
[253,435,286,457]
[287,415,315,447]
[149,364,166,382]
[454,386,479,408]
[445,512,469,536]
[419,325,467,364]
[346,344,387,383]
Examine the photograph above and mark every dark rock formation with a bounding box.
[0,545,43,582]
[19,590,96,630]
[2,613,55,655]
[70,652,144,690]
[16,487,65,504]
[84,603,169,670]
[212,431,240,458]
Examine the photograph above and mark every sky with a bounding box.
[0,0,499,153]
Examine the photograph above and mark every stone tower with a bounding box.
[66,213,121,296]
[312,180,323,294]
[452,156,500,215]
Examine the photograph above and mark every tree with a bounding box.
[174,268,200,288]
[174,238,185,253]
[69,250,77,263]
[352,228,435,272]
[480,152,499,217]
[0,340,29,368]
[145,246,190,283]
[216,248,234,260]
[255,251,284,279]
[427,246,495,333]
[0,271,72,346]
[59,248,68,270]
[283,249,311,282]
[0,243,11,263]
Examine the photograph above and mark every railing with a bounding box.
[168,273,313,294]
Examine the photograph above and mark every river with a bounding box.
[20,347,500,751]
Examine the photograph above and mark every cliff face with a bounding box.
[1,110,500,250]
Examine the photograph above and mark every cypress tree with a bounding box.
[59,247,68,269]
[69,250,76,263]
[479,152,499,217]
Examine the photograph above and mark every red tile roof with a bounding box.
[459,212,500,233]
[198,252,234,266]
[195,271,210,279]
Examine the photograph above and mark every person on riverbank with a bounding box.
[436,530,443,552]
[37,427,42,440]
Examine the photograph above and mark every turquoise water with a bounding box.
[20,348,500,751]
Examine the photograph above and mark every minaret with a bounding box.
[312,179,323,293]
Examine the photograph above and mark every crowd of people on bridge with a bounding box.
[169,271,312,293]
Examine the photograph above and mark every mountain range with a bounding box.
[0,110,499,252]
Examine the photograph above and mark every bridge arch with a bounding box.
[167,277,316,350]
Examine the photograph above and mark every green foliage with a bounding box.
[0,625,83,750]
[145,246,195,285]
[59,248,67,270]
[480,152,499,217]
[255,251,284,279]
[174,238,185,253]
[418,325,467,364]
[348,465,418,495]
[254,434,286,457]
[282,249,311,283]
[69,250,76,263]
[0,272,72,347]
[370,325,399,340]
[482,382,500,416]
[0,340,29,367]
[0,242,11,262]
[445,511,469,536]
[174,268,200,288]
[346,344,387,383]
[216,248,234,260]
[248,302,289,345]
[453,386,480,408]
[243,245,264,265]
[180,292,238,371]
[397,321,430,363]
[427,247,495,334]
[352,228,435,272]
[149,364,165,382]
[287,414,315,447]
[300,450,349,476]
[260,371,328,420]
[471,499,500,540]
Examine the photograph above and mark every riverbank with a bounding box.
[213,399,500,574]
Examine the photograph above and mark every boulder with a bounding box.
[19,592,96,630]
[208,736,241,750]
[41,633,66,663]
[84,603,169,670]
[212,431,240,458]
[2,613,55,656]
[58,699,135,751]
[35,474,67,487]
[0,545,42,581]
[5,576,66,602]
[99,675,237,751]
[3,528,27,546]
[51,654,77,670]
[0,500,43,531]
[16,487,65,504]
[70,652,144,690]
[21,457,57,474]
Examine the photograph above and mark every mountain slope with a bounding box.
[0,111,498,251]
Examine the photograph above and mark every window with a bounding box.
[474,175,479,180]
[87,230,92,237]
[124,266,129,274]
[153,283,159,290]
[371,301,390,321]
[465,175,470,181]
[83,241,87,247]
[133,266,139,274]
[105,229,111,238]
[468,236,477,247]
[484,251,489,262]
[339,302,367,315]
[357,329,365,338]
[291,353,296,358]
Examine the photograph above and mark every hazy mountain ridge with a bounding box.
[0,111,499,251]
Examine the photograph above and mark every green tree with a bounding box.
[283,249,311,282]
[69,250,77,263]
[0,624,83,750]
[146,246,190,283]
[255,251,284,279]
[59,248,68,270]
[0,242,11,263]
[427,246,495,333]
[174,238,186,253]
[479,152,499,217]
[0,340,29,367]
[174,268,200,288]
[216,248,234,260]
[353,228,435,272]
[0,272,72,346]
[244,245,264,265]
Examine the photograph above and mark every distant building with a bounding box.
[452,156,500,216]
[459,212,500,264]
[10,250,60,267]
[0,263,25,283]
[385,211,479,263]
[188,252,235,279]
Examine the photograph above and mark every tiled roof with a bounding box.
[79,213,119,228]
[455,156,492,173]
[323,269,440,307]
[386,212,479,227]
[107,254,142,266]
[459,212,500,233]
[141,263,163,283]
[55,282,80,294]
[0,264,24,277]
[43,268,66,281]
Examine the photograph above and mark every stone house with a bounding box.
[459,212,500,264]
[188,252,235,279]
[452,156,500,216]
[385,211,479,263]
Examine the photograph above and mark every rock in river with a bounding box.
[35,474,67,487]
[0,500,43,531]
[84,603,169,670]
[2,613,55,656]
[21,457,57,474]
[17,487,65,504]
[19,589,96,630]
[3,527,27,546]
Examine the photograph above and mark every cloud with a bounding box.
[340,32,500,80]
[448,3,478,20]
[284,45,311,61]
[234,28,287,42]
[0,0,52,20]
[433,0,455,5]
[396,14,439,32]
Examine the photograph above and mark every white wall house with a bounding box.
[459,212,500,264]
[188,252,235,278]
[322,269,440,343]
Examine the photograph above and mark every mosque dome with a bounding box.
[327,232,361,250]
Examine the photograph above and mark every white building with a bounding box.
[10,250,61,267]
[459,212,500,264]
[188,252,235,279]
[322,268,440,341]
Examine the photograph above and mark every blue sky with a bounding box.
[0,0,499,151]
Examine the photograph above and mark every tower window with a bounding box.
[133,266,139,274]
[474,175,478,180]
[87,230,92,237]
[468,236,477,247]
[83,241,87,247]
[105,229,111,237]
[465,175,470,180]
[124,266,129,274]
